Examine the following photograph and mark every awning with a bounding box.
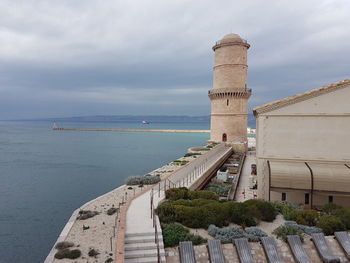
[308,163,350,193]
[269,161,311,190]
[268,160,350,194]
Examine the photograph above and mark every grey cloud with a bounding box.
[0,0,349,119]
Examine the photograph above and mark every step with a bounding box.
[125,242,164,251]
[125,255,166,263]
[126,232,159,237]
[125,248,166,259]
[125,235,163,244]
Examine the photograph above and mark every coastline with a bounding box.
[45,157,196,263]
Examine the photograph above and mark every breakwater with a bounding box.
[53,127,210,133]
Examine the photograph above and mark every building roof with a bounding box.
[253,79,350,116]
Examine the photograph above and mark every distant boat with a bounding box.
[142,120,150,124]
[52,123,58,129]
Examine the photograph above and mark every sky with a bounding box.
[0,0,349,119]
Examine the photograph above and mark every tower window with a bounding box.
[222,133,227,142]
[281,192,286,201]
[227,99,229,106]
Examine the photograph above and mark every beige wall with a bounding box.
[256,85,350,207]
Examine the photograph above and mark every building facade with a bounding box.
[254,79,350,208]
[208,33,251,146]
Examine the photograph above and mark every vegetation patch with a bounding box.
[54,249,81,259]
[284,221,322,235]
[77,210,99,220]
[273,225,304,242]
[162,223,206,247]
[88,248,100,258]
[55,241,74,250]
[107,207,118,215]
[157,192,279,229]
[172,160,189,166]
[125,175,160,185]
[205,184,231,196]
[165,188,219,201]
[208,225,267,243]
[316,215,346,235]
[184,152,202,157]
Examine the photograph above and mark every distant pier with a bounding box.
[53,127,210,133]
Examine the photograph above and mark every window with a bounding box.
[305,193,310,205]
[222,133,227,142]
[227,99,229,106]
[281,192,286,201]
[329,196,333,203]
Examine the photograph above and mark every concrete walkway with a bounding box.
[123,144,232,263]
[235,151,257,202]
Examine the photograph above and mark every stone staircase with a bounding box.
[124,232,166,263]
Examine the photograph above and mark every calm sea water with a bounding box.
[0,120,210,263]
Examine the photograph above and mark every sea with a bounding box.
[0,118,255,263]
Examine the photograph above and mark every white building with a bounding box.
[253,79,350,208]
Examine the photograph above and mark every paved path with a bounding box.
[235,151,257,202]
[123,144,232,263]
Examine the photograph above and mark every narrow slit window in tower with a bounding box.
[227,99,229,106]
[222,133,227,142]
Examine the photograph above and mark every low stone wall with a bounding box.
[165,236,349,263]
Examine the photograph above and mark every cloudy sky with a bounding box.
[0,0,349,119]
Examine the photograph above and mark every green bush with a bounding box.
[188,190,219,200]
[165,188,190,200]
[295,210,319,226]
[54,249,81,259]
[162,223,206,247]
[55,241,74,250]
[323,203,344,215]
[322,204,350,229]
[88,248,99,257]
[244,199,278,222]
[273,202,299,220]
[184,152,202,157]
[165,188,219,201]
[316,215,346,235]
[272,225,303,242]
[205,184,231,196]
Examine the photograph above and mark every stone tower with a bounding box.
[208,33,251,145]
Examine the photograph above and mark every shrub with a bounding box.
[173,160,189,166]
[184,152,202,157]
[316,215,346,235]
[88,248,99,257]
[77,210,99,220]
[165,188,190,200]
[245,227,268,242]
[284,221,322,235]
[272,225,303,242]
[156,202,177,223]
[188,190,219,200]
[244,199,278,222]
[295,210,319,226]
[55,241,74,250]
[205,184,231,196]
[107,207,118,215]
[162,223,206,247]
[273,202,299,220]
[125,175,160,185]
[322,203,344,215]
[54,249,81,259]
[165,188,219,201]
[207,225,246,243]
